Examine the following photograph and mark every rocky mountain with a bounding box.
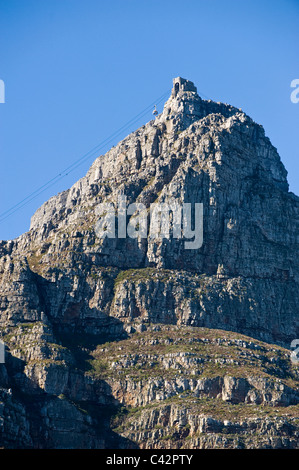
[0,77,298,449]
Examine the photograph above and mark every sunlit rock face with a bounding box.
[0,78,298,449]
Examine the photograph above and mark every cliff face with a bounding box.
[0,77,299,449]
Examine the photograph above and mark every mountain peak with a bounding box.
[156,76,204,130]
[2,76,296,348]
[1,76,299,449]
[171,77,198,97]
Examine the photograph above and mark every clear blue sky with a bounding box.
[0,0,298,240]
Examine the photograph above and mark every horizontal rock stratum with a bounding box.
[0,77,298,449]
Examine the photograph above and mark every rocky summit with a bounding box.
[0,77,299,449]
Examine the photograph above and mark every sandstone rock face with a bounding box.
[0,77,298,449]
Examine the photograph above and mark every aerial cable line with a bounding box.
[198,89,211,100]
[0,89,171,225]
[56,89,170,176]
[0,89,170,223]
